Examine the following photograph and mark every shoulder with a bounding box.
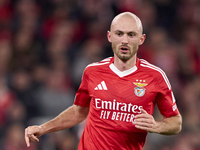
[84,57,112,73]
[139,59,171,89]
[87,57,112,68]
[139,59,165,75]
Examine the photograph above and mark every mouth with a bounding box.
[120,46,129,53]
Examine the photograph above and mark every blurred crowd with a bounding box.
[0,0,199,149]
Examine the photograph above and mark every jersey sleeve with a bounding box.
[74,67,91,107]
[155,72,179,118]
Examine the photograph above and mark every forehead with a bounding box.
[111,14,142,33]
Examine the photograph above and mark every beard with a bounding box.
[117,54,131,62]
[112,44,138,62]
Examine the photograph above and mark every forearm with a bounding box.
[40,105,89,135]
[156,114,182,135]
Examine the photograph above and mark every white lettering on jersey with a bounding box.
[95,98,143,113]
[172,104,177,111]
[95,98,143,122]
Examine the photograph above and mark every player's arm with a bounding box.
[25,104,89,147]
[133,109,182,135]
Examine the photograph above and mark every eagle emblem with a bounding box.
[133,82,148,97]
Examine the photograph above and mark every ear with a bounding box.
[107,31,111,42]
[139,34,146,45]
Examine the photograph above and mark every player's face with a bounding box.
[107,16,145,62]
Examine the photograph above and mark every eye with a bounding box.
[116,31,123,36]
[128,32,136,37]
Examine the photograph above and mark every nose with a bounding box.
[122,35,128,44]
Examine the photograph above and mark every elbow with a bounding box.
[175,123,182,134]
[174,114,183,134]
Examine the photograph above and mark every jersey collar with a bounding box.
[109,57,139,78]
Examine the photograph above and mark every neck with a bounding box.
[113,55,137,71]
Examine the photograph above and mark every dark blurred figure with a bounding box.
[9,69,39,121]
[0,122,37,150]
[71,38,105,89]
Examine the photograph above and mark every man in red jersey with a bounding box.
[25,12,182,150]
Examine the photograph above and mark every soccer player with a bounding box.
[25,12,182,150]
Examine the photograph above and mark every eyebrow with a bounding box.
[115,30,138,34]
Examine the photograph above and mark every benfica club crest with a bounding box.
[133,82,148,97]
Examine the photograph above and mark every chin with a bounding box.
[119,55,130,62]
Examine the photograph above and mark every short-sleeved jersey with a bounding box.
[74,57,179,150]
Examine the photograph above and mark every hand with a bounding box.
[25,125,43,147]
[133,109,159,133]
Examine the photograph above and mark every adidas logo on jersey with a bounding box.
[94,81,108,90]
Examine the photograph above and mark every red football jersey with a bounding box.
[74,57,179,150]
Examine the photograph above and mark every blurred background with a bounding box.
[0,0,199,149]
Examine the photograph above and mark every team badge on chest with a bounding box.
[133,80,148,97]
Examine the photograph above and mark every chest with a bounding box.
[87,71,157,106]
